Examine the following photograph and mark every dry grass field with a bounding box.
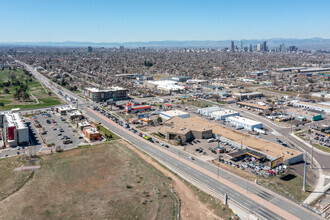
[0,141,178,220]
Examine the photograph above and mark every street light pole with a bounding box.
[303,152,307,192]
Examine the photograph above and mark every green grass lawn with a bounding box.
[0,69,62,110]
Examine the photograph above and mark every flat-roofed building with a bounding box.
[292,101,330,114]
[210,109,239,120]
[77,121,91,131]
[0,111,29,147]
[83,126,100,140]
[158,116,302,164]
[68,110,84,120]
[159,110,190,121]
[57,105,77,115]
[198,106,222,116]
[233,92,263,101]
[84,87,128,102]
[159,117,213,143]
[285,108,322,121]
[226,116,262,131]
[237,102,273,113]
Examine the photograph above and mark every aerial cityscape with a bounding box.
[0,0,329,220]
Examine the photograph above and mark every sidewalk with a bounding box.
[304,173,330,204]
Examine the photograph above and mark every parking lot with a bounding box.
[299,130,330,148]
[34,110,83,151]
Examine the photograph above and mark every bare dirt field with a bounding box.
[120,140,235,220]
[0,140,235,220]
[0,141,177,220]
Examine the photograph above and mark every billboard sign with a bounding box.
[271,157,284,168]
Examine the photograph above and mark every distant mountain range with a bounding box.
[1,38,330,50]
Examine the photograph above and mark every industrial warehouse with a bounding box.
[285,108,323,121]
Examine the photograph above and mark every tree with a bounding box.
[48,92,52,96]
[157,117,162,123]
[212,94,220,102]
[22,92,30,100]
[9,72,16,80]
[4,88,9,94]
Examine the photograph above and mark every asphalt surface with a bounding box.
[12,57,321,220]
[35,112,82,152]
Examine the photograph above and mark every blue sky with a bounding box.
[1,0,329,42]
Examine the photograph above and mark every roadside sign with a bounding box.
[271,157,284,168]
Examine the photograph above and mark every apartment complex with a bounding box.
[84,87,128,102]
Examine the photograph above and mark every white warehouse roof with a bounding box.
[226,116,262,126]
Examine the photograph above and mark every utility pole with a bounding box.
[311,141,314,169]
[302,152,307,191]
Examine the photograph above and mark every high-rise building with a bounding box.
[262,41,267,52]
[88,46,93,52]
[230,41,235,52]
[240,41,243,50]
[249,44,253,52]
[257,44,261,52]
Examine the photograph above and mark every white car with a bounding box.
[188,156,194,160]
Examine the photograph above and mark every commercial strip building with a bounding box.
[292,101,330,114]
[68,110,84,120]
[158,117,302,164]
[159,110,190,121]
[125,101,151,113]
[198,106,222,116]
[285,108,322,121]
[77,121,91,131]
[84,87,128,102]
[57,105,78,115]
[237,102,273,113]
[210,109,240,120]
[225,116,263,131]
[233,92,263,101]
[0,111,29,147]
[158,117,213,143]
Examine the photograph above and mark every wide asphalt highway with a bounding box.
[83,106,320,220]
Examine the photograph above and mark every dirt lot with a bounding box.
[0,156,36,201]
[120,140,235,220]
[0,141,177,220]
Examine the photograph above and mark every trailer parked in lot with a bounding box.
[254,128,267,135]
